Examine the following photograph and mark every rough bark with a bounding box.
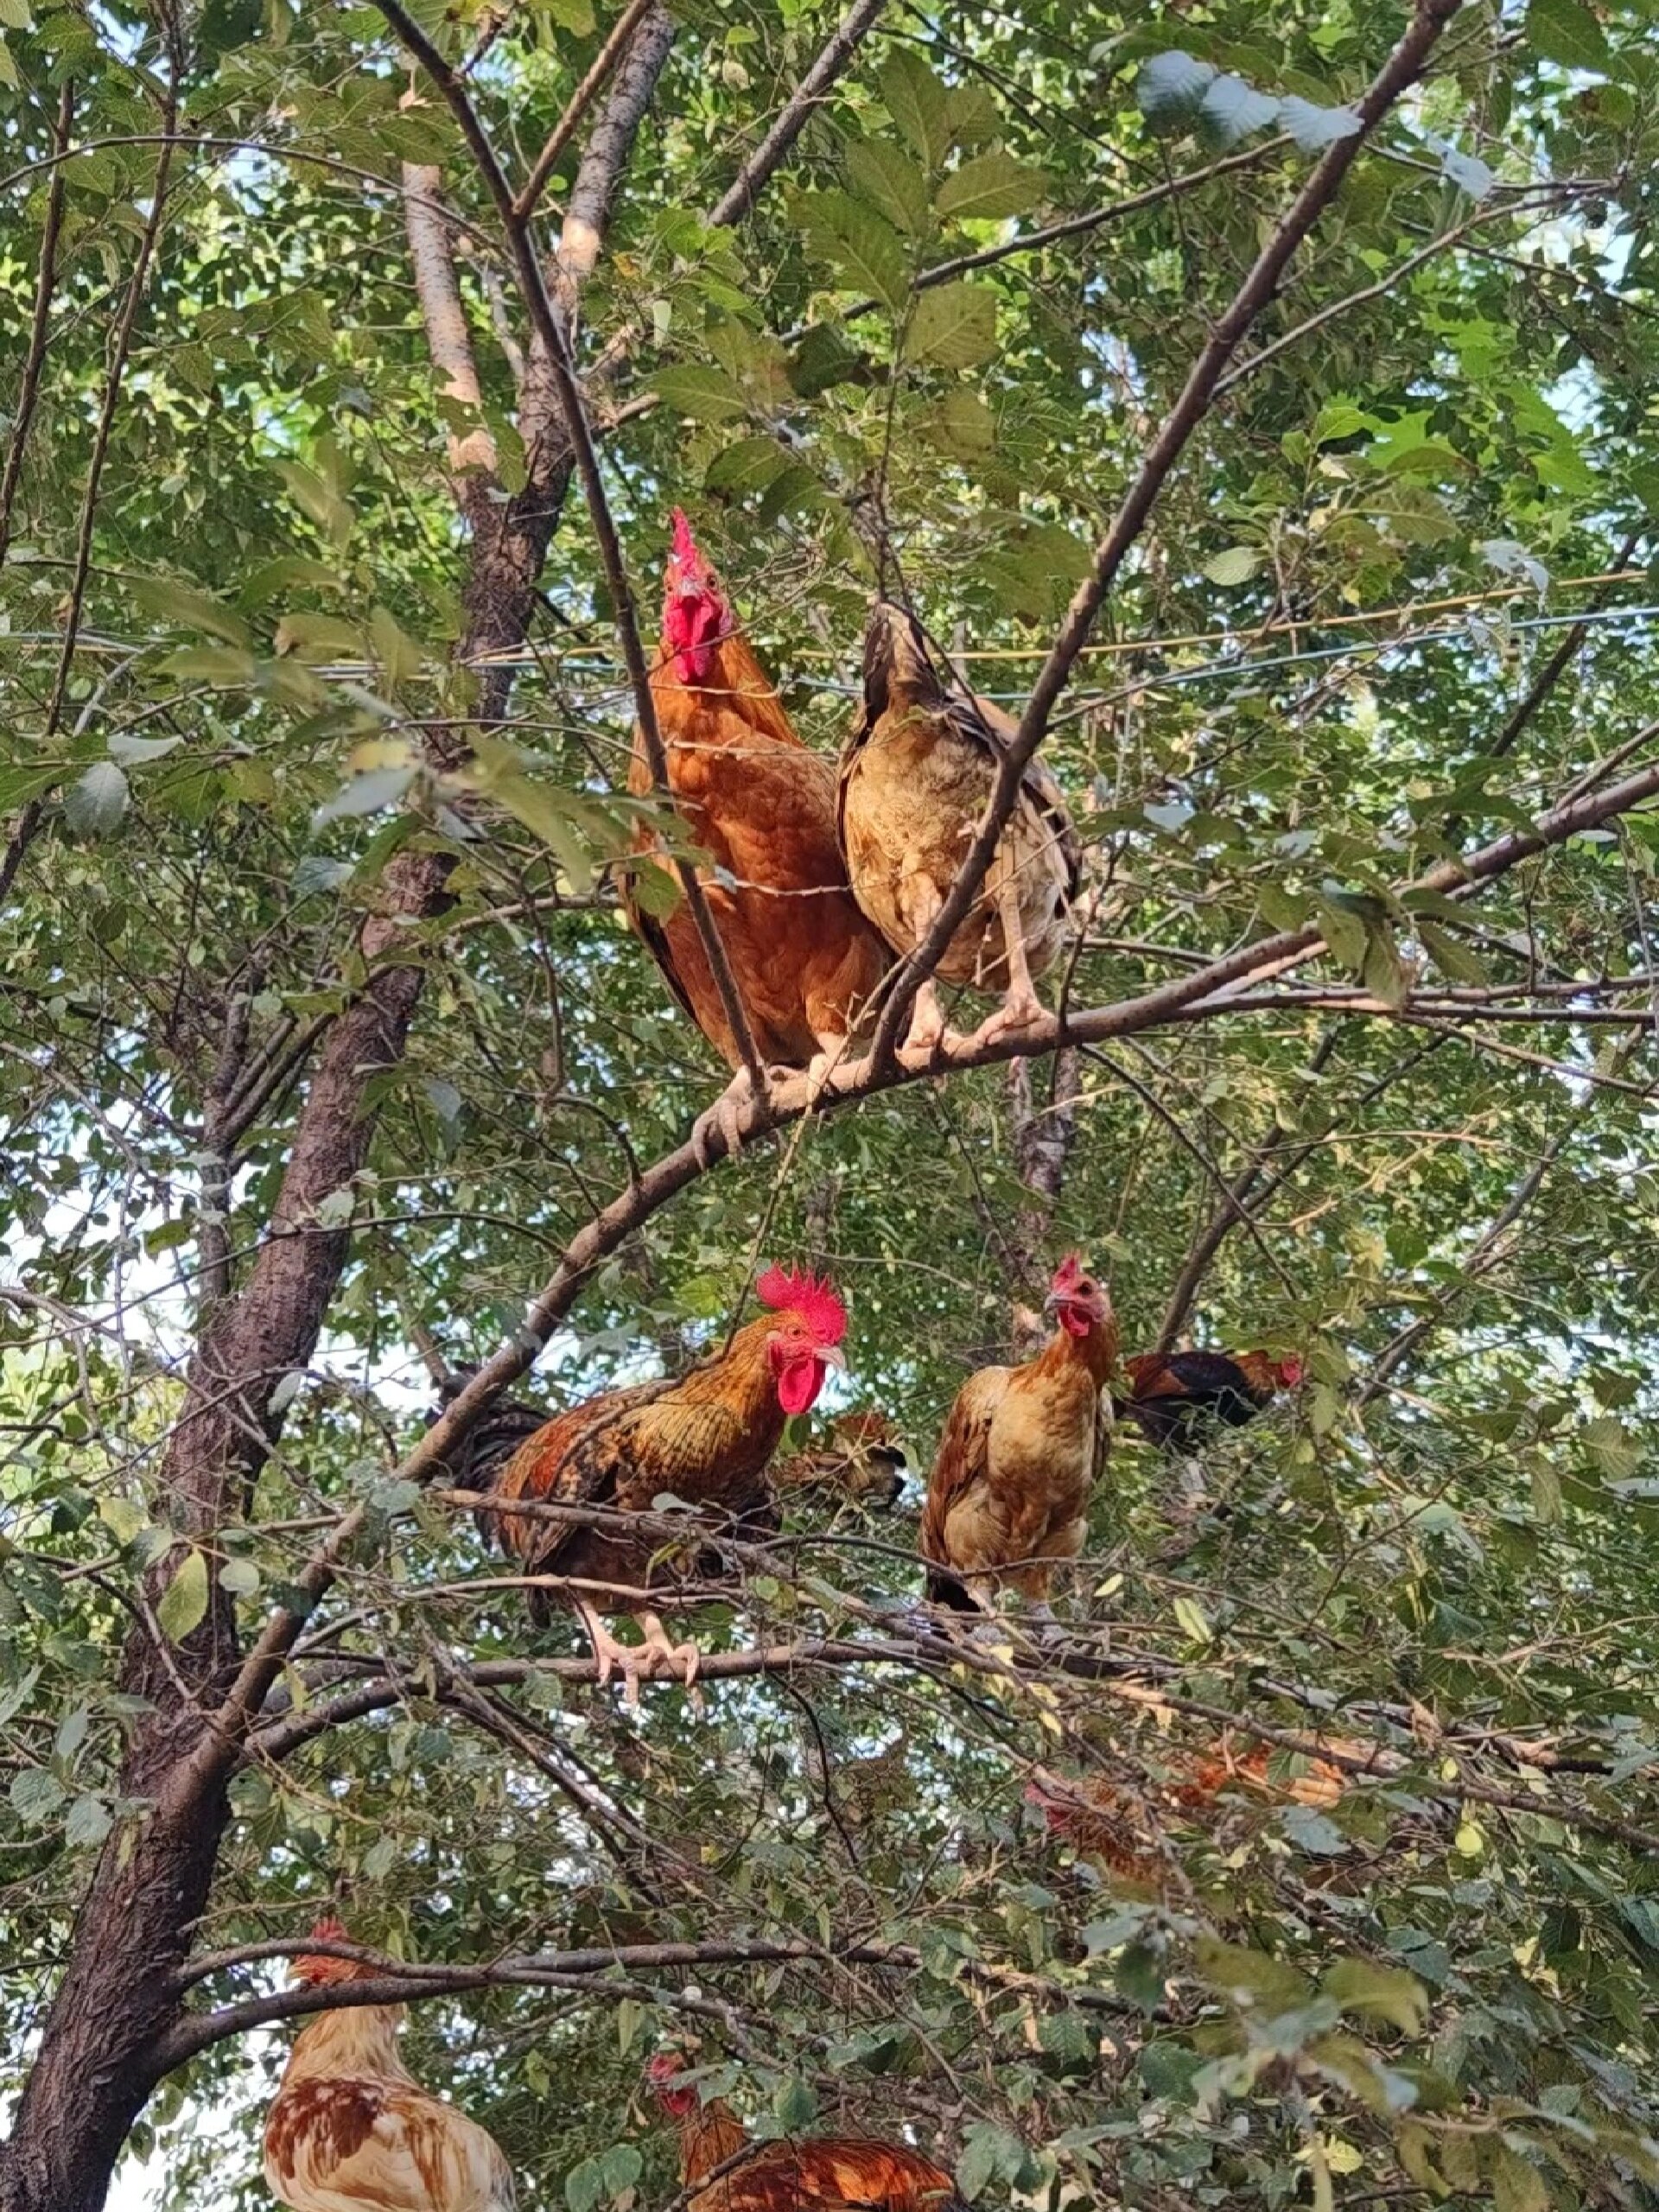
[0,20,674,2209]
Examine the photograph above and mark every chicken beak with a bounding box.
[817,1344,848,1373]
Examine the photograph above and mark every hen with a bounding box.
[773,1409,906,1510]
[482,1266,847,1702]
[918,1254,1116,1628]
[622,512,890,1147]
[264,1918,514,2212]
[1117,1349,1302,1452]
[647,2053,964,2212]
[1027,1738,1365,1889]
[838,601,1079,1059]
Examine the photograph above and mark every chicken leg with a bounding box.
[975,856,1048,1046]
[895,876,967,1067]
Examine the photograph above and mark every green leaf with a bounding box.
[935,150,1046,223]
[63,762,130,836]
[794,189,909,314]
[127,576,252,646]
[1584,1415,1640,1481]
[1198,73,1278,146]
[275,612,363,662]
[649,365,751,424]
[107,733,183,766]
[1527,0,1609,71]
[704,436,790,497]
[772,2074,818,2129]
[1195,1937,1313,2014]
[879,48,952,168]
[312,766,416,825]
[1204,545,1260,587]
[905,283,998,370]
[1277,95,1363,150]
[1173,1593,1212,1643]
[1492,2146,1550,2212]
[1281,1804,1350,1856]
[273,460,355,546]
[10,1768,65,1825]
[1416,919,1487,985]
[218,1558,262,1597]
[1323,1958,1429,2035]
[369,606,423,689]
[64,1794,112,1848]
[922,389,996,458]
[844,138,929,236]
[156,1548,211,1643]
[1136,49,1217,127]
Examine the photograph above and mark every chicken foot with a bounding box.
[690,1067,760,1167]
[577,1600,702,1713]
[894,880,968,1068]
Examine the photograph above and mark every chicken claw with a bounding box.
[690,1069,757,1167]
[973,982,1049,1048]
[633,1611,704,1714]
[898,982,966,1070]
[578,1603,703,1713]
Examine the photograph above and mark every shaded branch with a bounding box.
[707,0,889,227]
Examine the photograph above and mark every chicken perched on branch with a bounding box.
[773,1409,906,1510]
[1117,1349,1303,1452]
[481,1267,848,1703]
[622,512,890,1150]
[919,1255,1116,1629]
[1027,1737,1366,1889]
[838,601,1079,1060]
[647,2052,964,2212]
[264,1918,515,2212]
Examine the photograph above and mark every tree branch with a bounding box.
[514,0,659,223]
[707,0,888,227]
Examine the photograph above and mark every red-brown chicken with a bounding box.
[1116,1349,1303,1452]
[264,1918,515,2212]
[1026,1738,1365,1889]
[622,512,890,1147]
[838,601,1079,1060]
[918,1255,1116,1627]
[647,2053,964,2212]
[483,1266,848,1702]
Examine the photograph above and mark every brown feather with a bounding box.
[623,618,890,1070]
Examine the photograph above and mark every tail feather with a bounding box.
[862,598,944,723]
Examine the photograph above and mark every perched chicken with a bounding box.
[1027,1738,1366,1888]
[647,2052,964,2212]
[483,1266,848,1702]
[1117,1349,1303,1452]
[838,601,1079,1060]
[622,512,891,1147]
[773,1410,906,1510]
[264,1917,515,2212]
[918,1254,1117,1625]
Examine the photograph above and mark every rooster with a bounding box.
[838,601,1079,1060]
[482,1266,848,1703]
[773,1409,906,1510]
[1117,1349,1303,1452]
[622,512,891,1150]
[646,2052,964,2212]
[918,1255,1116,1628]
[264,1917,515,2212]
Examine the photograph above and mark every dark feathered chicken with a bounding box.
[1116,1350,1302,1453]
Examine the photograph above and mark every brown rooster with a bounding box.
[773,1409,906,1510]
[838,601,1079,1060]
[264,1918,515,2212]
[1117,1349,1303,1452]
[483,1266,848,1703]
[622,512,891,1149]
[646,2052,964,2212]
[919,1255,1116,1628]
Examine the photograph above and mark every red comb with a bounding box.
[756,1264,847,1348]
[1051,1252,1084,1293]
[645,2052,685,2082]
[670,507,698,566]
